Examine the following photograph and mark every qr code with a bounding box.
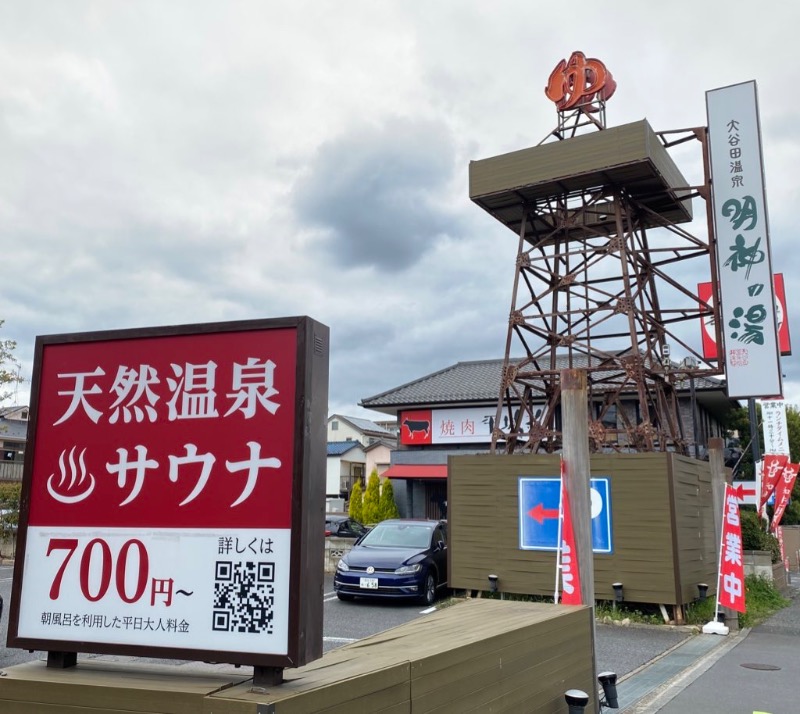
[212,561,275,634]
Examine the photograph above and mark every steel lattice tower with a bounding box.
[470,85,722,455]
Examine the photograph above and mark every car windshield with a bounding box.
[359,523,432,548]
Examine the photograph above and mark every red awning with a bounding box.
[383,465,448,479]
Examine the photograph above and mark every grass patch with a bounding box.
[449,576,792,629]
[685,575,790,628]
[595,601,664,625]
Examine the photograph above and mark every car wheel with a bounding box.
[336,592,355,602]
[421,572,436,606]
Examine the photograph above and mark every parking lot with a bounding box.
[0,566,432,669]
[1,564,696,683]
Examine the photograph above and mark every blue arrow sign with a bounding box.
[518,476,613,553]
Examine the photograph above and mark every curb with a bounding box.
[617,629,747,713]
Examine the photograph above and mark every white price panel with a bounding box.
[18,527,291,654]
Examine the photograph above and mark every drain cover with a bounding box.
[740,663,781,671]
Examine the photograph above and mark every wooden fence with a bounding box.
[0,461,22,482]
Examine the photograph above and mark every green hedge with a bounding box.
[740,507,781,563]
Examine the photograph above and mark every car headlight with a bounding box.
[394,563,422,575]
[336,560,349,572]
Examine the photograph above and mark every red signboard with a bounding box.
[699,274,791,359]
[8,317,329,670]
[399,409,433,445]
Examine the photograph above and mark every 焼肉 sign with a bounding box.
[8,317,329,669]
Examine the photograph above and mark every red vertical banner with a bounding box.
[774,273,792,355]
[771,462,799,533]
[776,526,789,571]
[718,485,746,613]
[759,454,789,517]
[559,459,582,605]
[698,281,718,360]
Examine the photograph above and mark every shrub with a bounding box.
[0,482,21,537]
[348,480,363,523]
[361,470,381,524]
[0,482,21,508]
[379,477,400,521]
[740,507,781,563]
[739,575,790,628]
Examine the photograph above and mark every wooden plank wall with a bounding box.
[212,599,595,714]
[0,601,595,714]
[449,452,716,605]
[669,454,718,603]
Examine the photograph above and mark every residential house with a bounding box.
[0,405,28,482]
[326,440,366,502]
[326,414,397,448]
[325,415,397,506]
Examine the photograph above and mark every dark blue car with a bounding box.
[333,519,448,605]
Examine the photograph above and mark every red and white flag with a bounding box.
[559,460,582,605]
[718,484,746,613]
[771,462,799,533]
[759,454,789,517]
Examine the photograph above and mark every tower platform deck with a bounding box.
[469,119,694,242]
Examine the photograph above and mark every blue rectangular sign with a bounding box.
[518,476,613,553]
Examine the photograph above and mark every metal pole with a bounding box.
[690,374,699,457]
[749,398,761,463]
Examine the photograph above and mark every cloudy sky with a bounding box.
[2,1,800,419]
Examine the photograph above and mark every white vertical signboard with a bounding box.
[761,398,790,455]
[706,81,782,398]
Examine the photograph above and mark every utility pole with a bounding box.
[561,368,598,712]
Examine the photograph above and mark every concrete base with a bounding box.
[702,620,729,636]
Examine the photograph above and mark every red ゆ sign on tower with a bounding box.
[7,317,329,672]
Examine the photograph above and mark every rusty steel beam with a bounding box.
[490,129,721,455]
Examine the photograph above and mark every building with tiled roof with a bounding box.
[0,405,29,482]
[359,357,738,519]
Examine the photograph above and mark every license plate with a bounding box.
[359,577,379,590]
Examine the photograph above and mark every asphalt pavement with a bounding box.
[3,561,799,713]
[619,575,800,714]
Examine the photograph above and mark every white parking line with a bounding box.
[323,637,357,644]
[420,606,436,614]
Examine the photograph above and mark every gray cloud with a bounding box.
[291,117,462,271]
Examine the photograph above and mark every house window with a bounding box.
[21,410,28,420]
[331,421,339,431]
[2,442,23,461]
[596,404,617,429]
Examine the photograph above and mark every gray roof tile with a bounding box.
[360,355,728,409]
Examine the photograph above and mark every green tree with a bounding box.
[348,480,363,523]
[379,477,400,521]
[0,482,21,539]
[740,507,781,562]
[361,470,381,524]
[0,320,21,402]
